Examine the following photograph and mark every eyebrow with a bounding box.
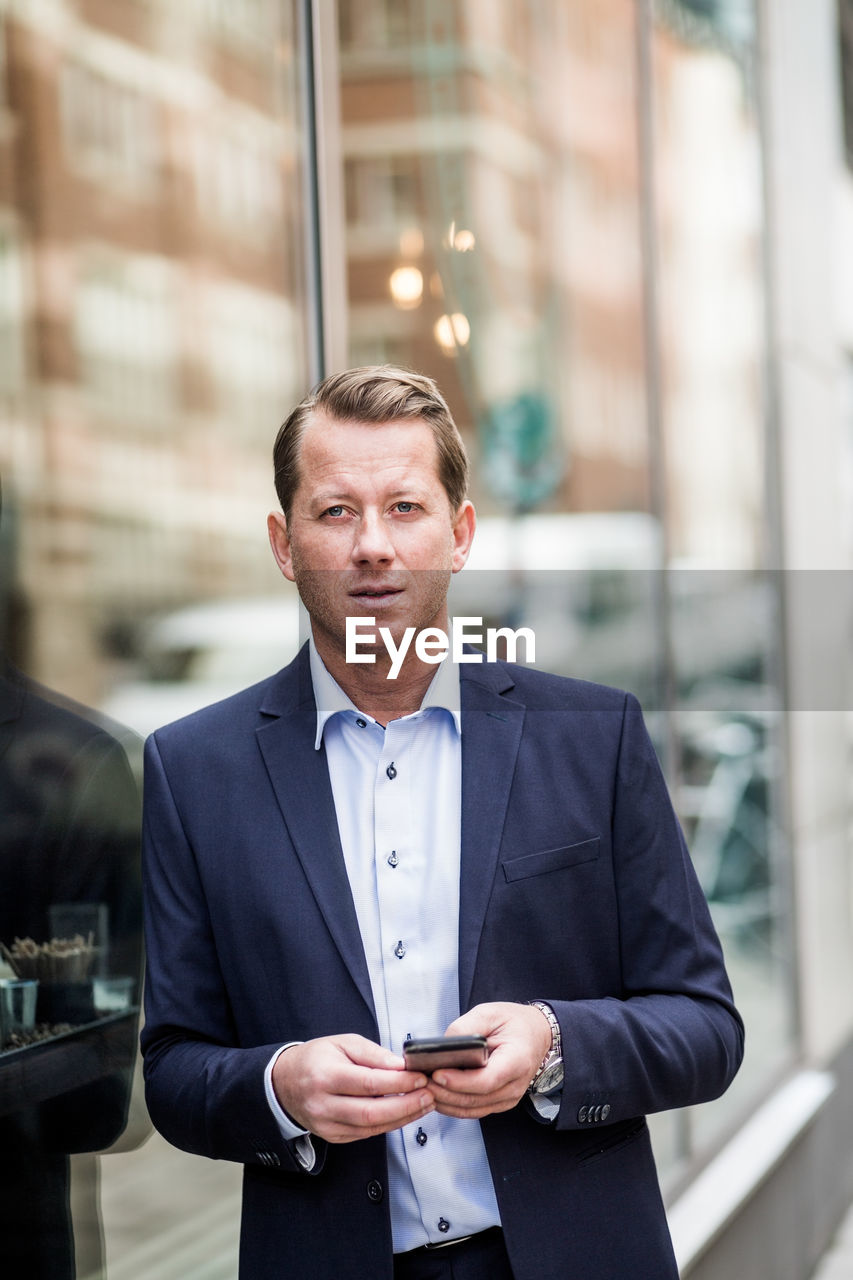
[310,485,428,506]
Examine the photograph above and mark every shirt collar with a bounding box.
[309,633,462,749]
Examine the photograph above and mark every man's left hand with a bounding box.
[426,1002,553,1119]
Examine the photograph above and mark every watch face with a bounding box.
[535,1060,564,1094]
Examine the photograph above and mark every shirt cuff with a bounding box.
[264,1044,317,1170]
[529,1089,561,1123]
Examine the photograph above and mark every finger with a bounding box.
[433,1096,518,1120]
[441,1006,496,1039]
[337,1034,408,1070]
[430,1047,527,1096]
[429,1065,496,1095]
[318,1043,428,1096]
[301,1063,428,1108]
[428,1059,528,1112]
[311,1088,435,1142]
[429,1079,524,1111]
[353,1066,430,1097]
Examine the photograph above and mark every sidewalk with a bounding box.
[89,1119,853,1280]
[811,1200,853,1280]
[97,1131,241,1280]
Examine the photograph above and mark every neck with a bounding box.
[314,637,438,724]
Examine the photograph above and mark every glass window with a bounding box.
[60,61,160,191]
[0,2,307,1274]
[330,0,793,1188]
[339,0,417,51]
[0,0,801,1267]
[840,0,853,169]
[0,225,25,393]
[74,250,180,422]
[339,0,652,514]
[651,0,795,1171]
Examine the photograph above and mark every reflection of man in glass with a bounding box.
[0,493,143,1277]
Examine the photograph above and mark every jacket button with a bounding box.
[578,1105,588,1123]
[367,1180,384,1203]
[601,1104,611,1121]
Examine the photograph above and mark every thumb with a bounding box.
[443,1005,497,1039]
[339,1034,406,1069]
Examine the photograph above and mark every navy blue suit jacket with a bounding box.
[141,645,743,1280]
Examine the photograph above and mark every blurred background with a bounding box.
[0,1,850,1278]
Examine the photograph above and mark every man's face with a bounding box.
[267,412,475,660]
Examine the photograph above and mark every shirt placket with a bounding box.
[374,718,422,1060]
[373,715,461,1240]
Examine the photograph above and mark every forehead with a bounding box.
[297,411,440,481]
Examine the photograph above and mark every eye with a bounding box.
[323,505,345,518]
[394,501,418,514]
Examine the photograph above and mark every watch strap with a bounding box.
[528,1000,562,1091]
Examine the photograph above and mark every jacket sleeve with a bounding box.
[140,733,326,1175]
[550,692,744,1130]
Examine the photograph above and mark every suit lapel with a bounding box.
[458,664,524,1010]
[255,651,376,1023]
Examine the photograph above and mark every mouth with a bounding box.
[348,584,404,607]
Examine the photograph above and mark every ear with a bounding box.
[267,511,296,582]
[450,500,476,574]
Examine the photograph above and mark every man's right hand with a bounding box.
[271,1034,435,1143]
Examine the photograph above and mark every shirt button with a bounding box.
[386,762,397,779]
[416,1127,428,1146]
[366,1180,383,1203]
[394,940,406,959]
[356,718,367,728]
[437,1218,450,1234]
[387,851,398,868]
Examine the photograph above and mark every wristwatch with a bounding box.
[528,1001,564,1094]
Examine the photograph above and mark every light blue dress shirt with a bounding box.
[264,639,501,1250]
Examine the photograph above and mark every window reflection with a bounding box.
[651,0,792,1164]
[75,253,179,421]
[0,659,143,1279]
[0,0,306,1272]
[336,0,792,1184]
[340,0,650,520]
[1,0,307,707]
[0,0,799,1264]
[0,227,25,394]
[60,62,160,191]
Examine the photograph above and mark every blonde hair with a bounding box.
[273,365,469,518]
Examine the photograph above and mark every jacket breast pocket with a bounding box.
[501,836,600,883]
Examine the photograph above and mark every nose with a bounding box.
[351,509,395,564]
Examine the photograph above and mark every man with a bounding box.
[141,366,743,1280]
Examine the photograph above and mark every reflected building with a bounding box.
[0,0,307,703]
[339,0,652,517]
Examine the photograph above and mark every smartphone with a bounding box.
[403,1035,489,1073]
